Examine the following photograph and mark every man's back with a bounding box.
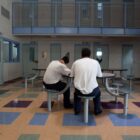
[72,48,103,115]
[43,60,70,84]
[71,58,102,94]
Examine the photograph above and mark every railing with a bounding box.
[12,2,140,31]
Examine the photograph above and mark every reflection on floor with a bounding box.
[0,80,140,140]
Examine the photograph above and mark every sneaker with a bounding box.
[94,110,102,115]
[64,103,73,109]
[74,111,80,115]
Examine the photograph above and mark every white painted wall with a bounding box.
[3,63,22,82]
[36,38,140,78]
[0,0,23,82]
[38,39,75,69]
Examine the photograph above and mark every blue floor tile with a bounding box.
[108,113,140,126]
[29,113,48,126]
[60,135,101,140]
[63,113,96,126]
[0,112,20,124]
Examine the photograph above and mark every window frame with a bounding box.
[3,39,20,63]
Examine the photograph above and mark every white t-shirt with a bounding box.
[71,58,102,94]
[43,60,71,84]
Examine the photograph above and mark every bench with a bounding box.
[44,75,73,112]
[105,77,130,116]
[46,89,61,112]
[24,73,39,89]
[112,82,124,102]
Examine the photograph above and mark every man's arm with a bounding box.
[60,64,71,76]
[70,63,75,77]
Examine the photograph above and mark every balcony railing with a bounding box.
[12,2,140,35]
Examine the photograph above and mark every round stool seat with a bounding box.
[47,89,59,93]
[112,82,123,87]
[78,95,95,123]
[127,75,134,80]
[78,95,95,99]
[112,82,124,102]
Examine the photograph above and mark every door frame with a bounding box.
[0,37,3,84]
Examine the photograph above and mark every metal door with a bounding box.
[22,42,38,76]
[122,44,134,77]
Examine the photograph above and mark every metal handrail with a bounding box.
[12,2,140,29]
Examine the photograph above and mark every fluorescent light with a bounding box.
[96,51,102,57]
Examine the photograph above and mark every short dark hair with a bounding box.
[81,48,91,58]
[61,56,69,64]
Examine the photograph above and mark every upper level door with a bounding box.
[122,44,134,78]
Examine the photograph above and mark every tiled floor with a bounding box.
[0,80,140,140]
[4,100,32,108]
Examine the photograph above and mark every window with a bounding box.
[96,49,103,58]
[29,47,35,62]
[3,40,20,63]
[96,48,103,63]
[51,0,62,26]
[81,3,89,18]
[95,0,110,19]
[1,6,10,19]
[76,0,90,19]
[93,42,109,69]
[3,40,10,62]
[97,2,103,19]
[11,43,20,62]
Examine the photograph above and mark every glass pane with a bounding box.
[29,47,35,62]
[12,43,18,62]
[93,43,109,69]
[3,40,10,62]
[97,3,103,19]
[74,44,82,60]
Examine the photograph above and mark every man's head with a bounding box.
[61,56,69,64]
[81,48,91,58]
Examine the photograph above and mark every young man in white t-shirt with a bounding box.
[71,48,103,115]
[43,56,73,109]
